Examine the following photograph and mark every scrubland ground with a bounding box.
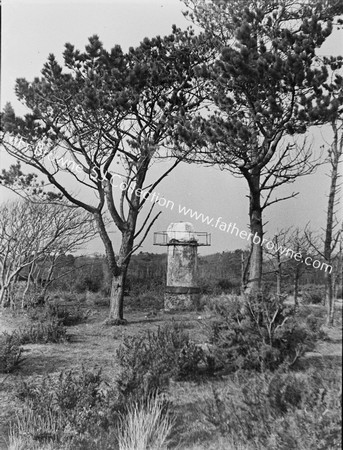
[0,295,341,450]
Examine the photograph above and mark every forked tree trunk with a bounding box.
[95,202,138,325]
[106,229,134,325]
[94,212,129,325]
[108,265,129,324]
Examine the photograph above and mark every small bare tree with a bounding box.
[264,228,292,298]
[306,118,342,324]
[284,228,315,306]
[263,226,315,304]
[0,200,96,308]
[323,117,342,325]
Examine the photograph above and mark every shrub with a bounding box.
[200,368,342,450]
[13,321,68,344]
[48,303,91,326]
[301,285,325,305]
[0,332,24,373]
[14,367,121,449]
[93,297,110,307]
[116,323,204,402]
[305,313,327,339]
[75,276,102,293]
[198,278,241,296]
[204,293,317,372]
[28,303,90,326]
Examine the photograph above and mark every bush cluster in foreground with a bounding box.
[9,364,341,450]
[116,322,205,402]
[6,294,340,450]
[10,367,172,450]
[199,368,342,450]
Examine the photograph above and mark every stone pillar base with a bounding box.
[164,292,200,311]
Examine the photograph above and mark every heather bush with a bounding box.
[198,278,240,296]
[204,293,317,372]
[200,368,342,450]
[301,284,325,305]
[28,302,90,326]
[304,313,328,340]
[13,321,68,344]
[14,367,121,449]
[0,332,24,373]
[11,366,176,450]
[48,303,91,326]
[116,323,204,402]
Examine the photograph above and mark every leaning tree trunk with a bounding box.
[0,286,7,308]
[245,172,263,295]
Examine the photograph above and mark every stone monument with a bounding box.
[154,222,211,311]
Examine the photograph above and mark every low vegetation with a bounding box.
[203,294,319,372]
[0,333,24,374]
[13,322,68,345]
[116,322,204,403]
[1,291,341,450]
[117,396,174,450]
[28,302,90,327]
[301,284,326,305]
[196,367,342,450]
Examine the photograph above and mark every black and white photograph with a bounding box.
[0,0,342,448]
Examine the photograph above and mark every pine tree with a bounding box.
[180,0,343,293]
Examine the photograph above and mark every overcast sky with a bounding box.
[1,0,342,256]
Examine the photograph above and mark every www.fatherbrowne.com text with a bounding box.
[39,152,332,274]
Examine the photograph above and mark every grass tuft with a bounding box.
[117,395,173,450]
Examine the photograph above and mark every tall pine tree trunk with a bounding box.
[246,172,263,294]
